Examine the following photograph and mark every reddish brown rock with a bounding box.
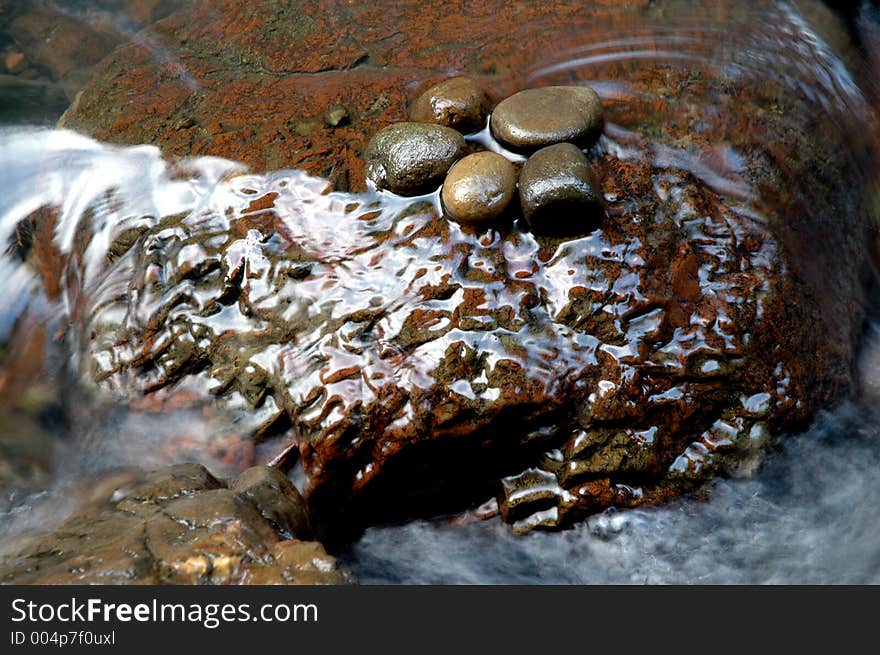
[3,50,25,74]
[26,0,880,537]
[57,0,669,188]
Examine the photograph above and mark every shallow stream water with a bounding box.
[1,0,879,583]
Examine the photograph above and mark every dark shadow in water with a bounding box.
[343,401,880,584]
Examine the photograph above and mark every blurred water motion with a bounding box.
[344,400,880,584]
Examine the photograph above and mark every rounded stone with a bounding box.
[490,86,604,151]
[441,151,517,225]
[409,77,493,134]
[518,142,604,235]
[364,122,467,195]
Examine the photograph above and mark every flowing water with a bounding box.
[0,0,879,583]
[344,400,880,584]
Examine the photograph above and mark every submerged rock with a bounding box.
[3,50,26,75]
[365,122,466,195]
[490,86,604,151]
[0,463,352,584]
[518,143,603,234]
[8,8,121,99]
[441,151,517,224]
[409,77,493,134]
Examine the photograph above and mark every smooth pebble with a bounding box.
[365,122,466,195]
[441,151,517,224]
[410,77,493,134]
[491,85,603,151]
[518,142,604,235]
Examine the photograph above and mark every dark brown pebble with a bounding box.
[410,77,493,134]
[364,122,466,195]
[518,142,604,235]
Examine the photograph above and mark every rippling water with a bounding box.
[1,0,879,583]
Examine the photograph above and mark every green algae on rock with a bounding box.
[441,151,517,225]
[365,122,467,195]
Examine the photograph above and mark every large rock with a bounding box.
[58,0,679,189]
[0,463,352,584]
[31,0,880,536]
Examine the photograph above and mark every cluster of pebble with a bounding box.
[364,77,605,235]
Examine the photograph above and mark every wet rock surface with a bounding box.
[15,0,880,539]
[518,143,603,235]
[232,465,314,540]
[0,463,352,584]
[365,122,467,195]
[441,151,517,224]
[490,86,604,152]
[55,0,660,188]
[0,317,59,500]
[409,77,492,134]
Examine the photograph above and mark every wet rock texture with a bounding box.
[57,0,670,189]
[0,464,352,584]
[44,0,880,534]
[365,122,466,194]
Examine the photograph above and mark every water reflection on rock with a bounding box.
[0,0,878,582]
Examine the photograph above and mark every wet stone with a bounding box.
[409,77,493,134]
[232,465,314,540]
[0,464,352,585]
[441,151,517,225]
[518,142,604,235]
[124,461,224,502]
[490,86,604,151]
[9,9,120,89]
[364,122,466,195]
[44,0,877,538]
